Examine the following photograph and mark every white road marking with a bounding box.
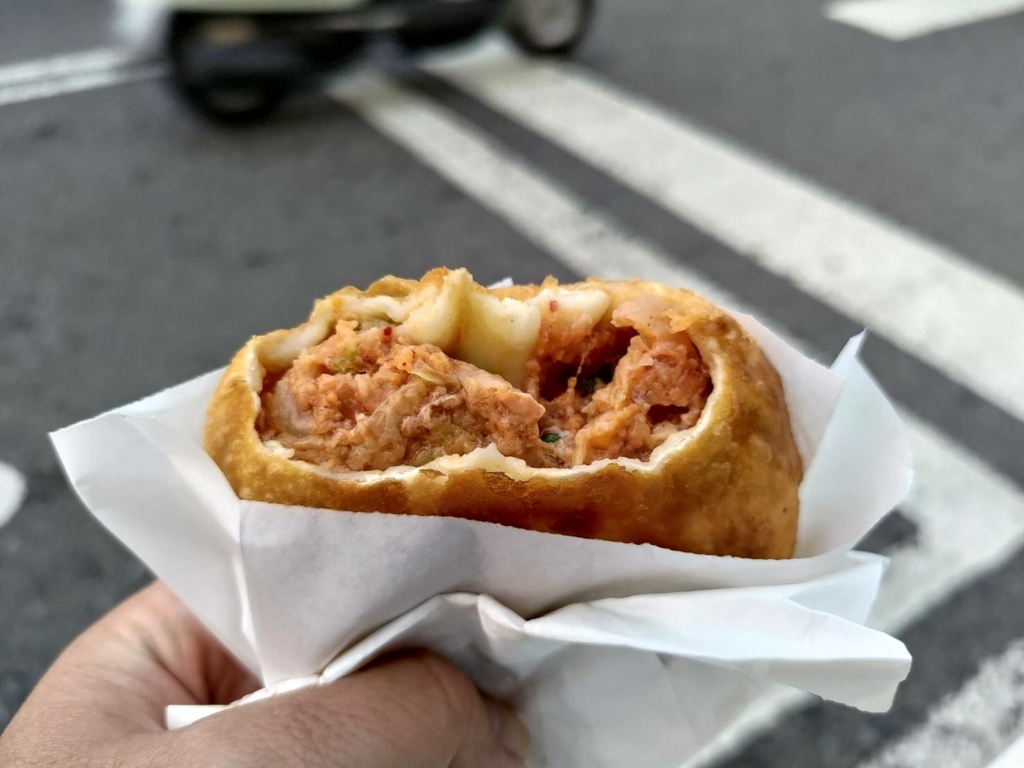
[423,38,1024,427]
[327,70,1024,767]
[689,413,1024,766]
[857,638,1024,768]
[326,71,1024,632]
[0,48,162,109]
[698,408,1024,765]
[826,0,1024,41]
[873,413,1024,630]
[0,462,27,529]
[990,730,1024,768]
[329,73,750,303]
[0,49,134,88]
[0,65,164,109]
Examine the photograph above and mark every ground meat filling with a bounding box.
[523,296,712,466]
[259,297,712,471]
[258,322,548,471]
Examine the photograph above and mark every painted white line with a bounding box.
[0,65,164,109]
[326,71,1024,767]
[686,408,1024,766]
[857,638,1024,768]
[874,412,1024,630]
[423,38,1024,427]
[325,73,1024,625]
[990,730,1024,768]
[0,48,162,109]
[0,462,27,529]
[826,0,1024,41]
[0,49,134,88]
[329,73,733,298]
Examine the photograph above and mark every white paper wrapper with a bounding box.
[50,311,913,768]
[0,461,27,529]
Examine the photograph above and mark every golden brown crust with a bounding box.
[204,270,802,559]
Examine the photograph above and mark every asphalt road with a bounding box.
[3,1,1024,766]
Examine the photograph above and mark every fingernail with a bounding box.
[485,700,531,762]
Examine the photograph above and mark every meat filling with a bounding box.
[260,297,712,470]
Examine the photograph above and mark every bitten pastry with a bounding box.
[205,268,803,558]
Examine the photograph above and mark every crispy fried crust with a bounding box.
[204,269,802,558]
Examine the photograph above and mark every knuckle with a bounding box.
[409,653,484,737]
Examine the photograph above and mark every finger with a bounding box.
[107,582,262,706]
[185,651,529,768]
[457,698,532,768]
[8,582,260,742]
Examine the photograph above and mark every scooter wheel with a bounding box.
[168,13,290,125]
[506,0,594,55]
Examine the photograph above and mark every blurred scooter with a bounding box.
[120,0,593,123]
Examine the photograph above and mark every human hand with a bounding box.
[0,582,529,767]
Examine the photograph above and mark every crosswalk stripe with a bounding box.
[825,0,1024,41]
[0,48,162,109]
[326,71,1024,632]
[701,415,1024,765]
[326,69,1024,767]
[0,65,163,109]
[857,638,1024,768]
[874,412,1024,631]
[990,730,1024,768]
[0,49,133,88]
[422,37,1024,429]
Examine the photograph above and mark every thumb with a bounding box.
[179,651,530,768]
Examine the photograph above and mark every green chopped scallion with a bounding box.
[577,375,601,395]
[328,342,359,374]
